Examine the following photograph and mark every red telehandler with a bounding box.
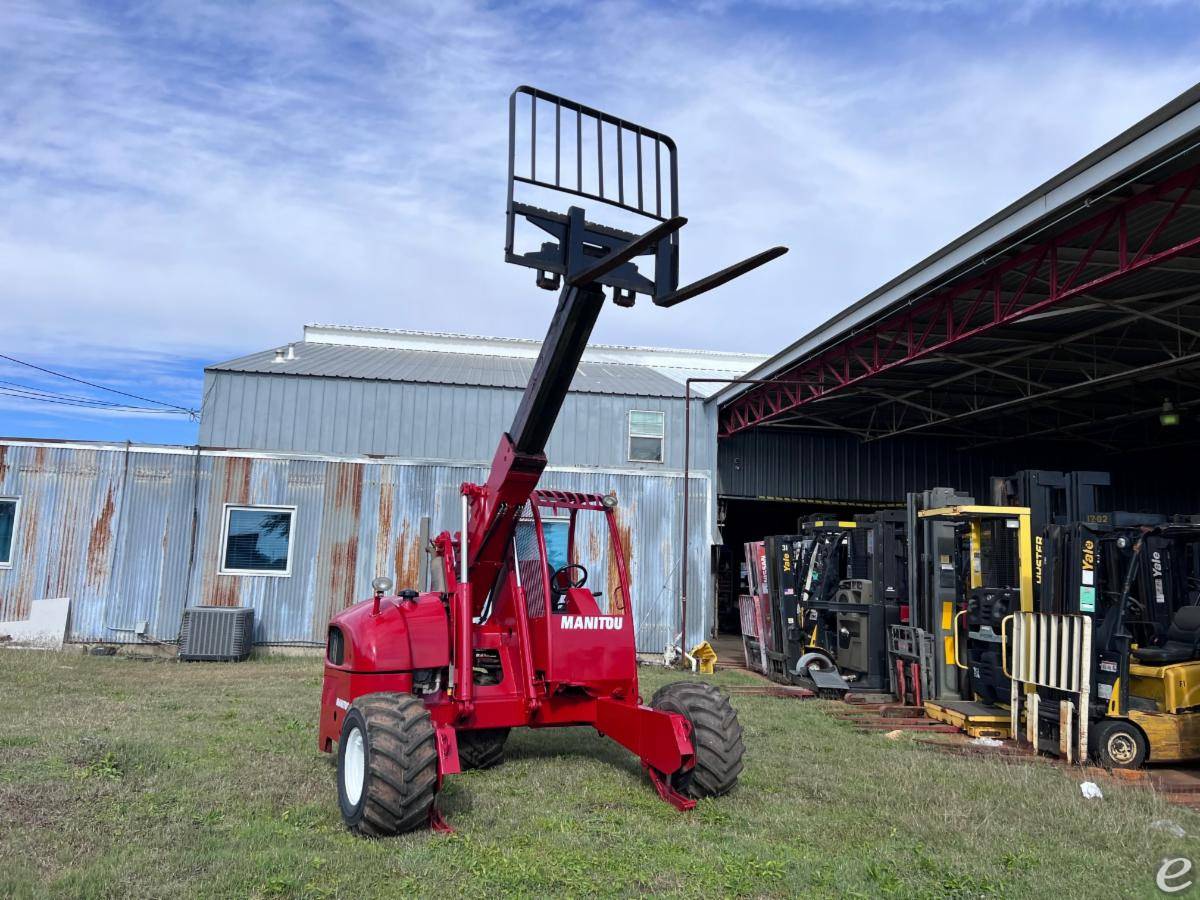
[318,87,787,835]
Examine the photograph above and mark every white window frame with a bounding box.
[0,496,20,570]
[627,409,666,464]
[219,504,296,577]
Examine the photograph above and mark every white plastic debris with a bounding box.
[1151,819,1187,838]
[970,737,1003,747]
[1080,781,1104,800]
[663,640,682,668]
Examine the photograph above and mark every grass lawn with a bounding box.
[1,650,1197,898]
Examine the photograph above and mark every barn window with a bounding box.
[220,505,295,576]
[0,498,18,567]
[628,410,665,463]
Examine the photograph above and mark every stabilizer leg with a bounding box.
[644,763,697,812]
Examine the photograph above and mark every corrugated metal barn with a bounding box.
[0,441,710,650]
[0,329,763,651]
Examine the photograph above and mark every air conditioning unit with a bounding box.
[179,606,255,662]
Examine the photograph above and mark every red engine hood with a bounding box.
[330,592,450,672]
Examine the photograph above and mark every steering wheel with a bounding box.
[550,563,588,595]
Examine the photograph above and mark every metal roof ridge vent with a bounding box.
[303,325,542,359]
[303,323,768,359]
[272,347,286,364]
[302,324,770,369]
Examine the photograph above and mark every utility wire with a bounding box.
[0,351,198,415]
[0,387,191,414]
[0,378,153,408]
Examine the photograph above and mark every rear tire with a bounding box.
[337,693,439,836]
[1091,719,1148,770]
[650,681,745,798]
[456,728,510,769]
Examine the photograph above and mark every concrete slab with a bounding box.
[0,597,70,649]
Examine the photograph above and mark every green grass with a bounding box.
[0,651,1196,899]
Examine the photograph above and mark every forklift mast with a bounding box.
[991,469,1110,607]
[904,487,974,701]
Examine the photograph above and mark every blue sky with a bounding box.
[2,0,1200,445]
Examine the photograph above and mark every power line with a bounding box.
[0,378,150,408]
[0,387,192,415]
[0,351,198,415]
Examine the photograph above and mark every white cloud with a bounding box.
[0,0,1198,418]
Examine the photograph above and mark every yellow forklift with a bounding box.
[1013,521,1200,768]
[916,504,1034,737]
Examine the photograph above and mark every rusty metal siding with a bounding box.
[198,371,716,475]
[0,441,711,652]
[99,450,200,643]
[0,445,125,628]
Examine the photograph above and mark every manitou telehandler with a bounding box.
[316,87,786,835]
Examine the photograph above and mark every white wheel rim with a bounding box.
[1108,733,1136,765]
[344,725,366,807]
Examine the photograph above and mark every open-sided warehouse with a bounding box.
[711,83,1200,632]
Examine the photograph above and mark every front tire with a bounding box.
[1091,719,1148,770]
[337,693,439,836]
[650,681,745,798]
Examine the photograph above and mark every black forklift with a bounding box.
[744,533,812,682]
[737,521,852,694]
[1020,519,1200,768]
[784,512,907,695]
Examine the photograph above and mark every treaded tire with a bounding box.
[650,680,745,798]
[1091,719,1148,770]
[337,693,438,836]
[456,728,510,770]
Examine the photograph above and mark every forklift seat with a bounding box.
[1131,606,1200,665]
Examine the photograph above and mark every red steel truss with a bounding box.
[720,163,1200,436]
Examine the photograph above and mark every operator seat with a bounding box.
[1131,606,1200,665]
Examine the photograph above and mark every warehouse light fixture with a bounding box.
[1160,398,1180,427]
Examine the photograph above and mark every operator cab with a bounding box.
[1131,606,1200,664]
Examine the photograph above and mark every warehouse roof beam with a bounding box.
[720,162,1200,435]
[779,286,1200,439]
